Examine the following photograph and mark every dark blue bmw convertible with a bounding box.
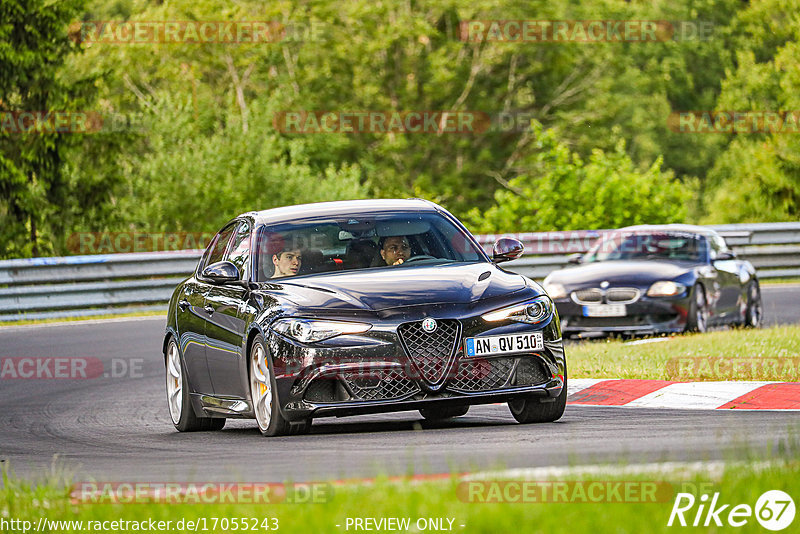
[543,224,763,337]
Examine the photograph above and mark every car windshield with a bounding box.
[254,212,485,280]
[583,231,704,263]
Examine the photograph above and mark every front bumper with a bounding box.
[286,379,562,420]
[264,314,565,421]
[555,295,691,336]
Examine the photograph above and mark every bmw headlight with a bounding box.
[272,318,371,343]
[482,296,554,324]
[646,281,686,297]
[543,281,567,300]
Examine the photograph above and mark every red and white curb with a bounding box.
[567,379,800,410]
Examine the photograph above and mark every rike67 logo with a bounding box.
[668,490,795,530]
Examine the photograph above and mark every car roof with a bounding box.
[240,199,440,225]
[615,224,717,237]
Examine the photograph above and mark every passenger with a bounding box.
[379,236,411,266]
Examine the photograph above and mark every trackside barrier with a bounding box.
[473,222,800,280]
[0,251,202,321]
[0,223,798,321]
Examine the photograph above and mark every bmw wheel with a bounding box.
[250,334,310,436]
[745,281,763,328]
[685,284,708,333]
[166,337,225,432]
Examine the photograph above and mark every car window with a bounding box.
[585,231,703,262]
[226,221,251,279]
[206,224,237,266]
[254,212,485,281]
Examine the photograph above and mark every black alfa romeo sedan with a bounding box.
[164,199,566,436]
[542,224,762,337]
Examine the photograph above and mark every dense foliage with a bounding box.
[1,0,797,258]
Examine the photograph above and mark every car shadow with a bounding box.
[215,412,518,438]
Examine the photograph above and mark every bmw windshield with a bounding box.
[583,231,706,263]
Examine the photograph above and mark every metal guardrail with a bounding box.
[1,223,798,321]
[474,222,800,280]
[0,251,202,321]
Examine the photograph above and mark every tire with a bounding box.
[507,368,567,424]
[744,281,763,328]
[166,337,226,432]
[685,284,708,333]
[419,405,469,420]
[249,334,310,437]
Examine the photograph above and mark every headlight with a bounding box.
[646,281,686,297]
[271,318,371,343]
[543,281,567,300]
[482,296,554,324]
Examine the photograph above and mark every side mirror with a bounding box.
[715,251,736,261]
[202,261,240,284]
[567,253,583,264]
[492,237,524,264]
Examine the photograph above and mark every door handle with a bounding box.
[178,300,190,311]
[204,304,215,315]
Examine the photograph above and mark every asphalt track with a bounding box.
[0,285,798,483]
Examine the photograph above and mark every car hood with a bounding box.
[546,260,697,287]
[263,262,527,312]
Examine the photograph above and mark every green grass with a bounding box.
[569,325,800,381]
[0,311,166,327]
[3,460,799,534]
[760,277,800,285]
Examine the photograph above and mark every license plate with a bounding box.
[464,333,544,357]
[583,304,626,317]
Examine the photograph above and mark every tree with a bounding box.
[701,0,800,222]
[465,122,691,233]
[0,0,110,258]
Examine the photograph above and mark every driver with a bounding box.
[380,235,411,266]
[272,247,302,278]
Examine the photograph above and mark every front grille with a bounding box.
[514,358,550,386]
[341,370,420,401]
[397,319,461,384]
[607,288,640,303]
[572,288,602,304]
[448,357,515,392]
[572,287,640,304]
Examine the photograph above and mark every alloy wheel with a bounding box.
[695,288,708,332]
[250,343,273,431]
[748,283,763,327]
[166,341,182,425]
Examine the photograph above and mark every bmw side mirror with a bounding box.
[202,261,240,284]
[492,237,524,263]
[567,253,583,264]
